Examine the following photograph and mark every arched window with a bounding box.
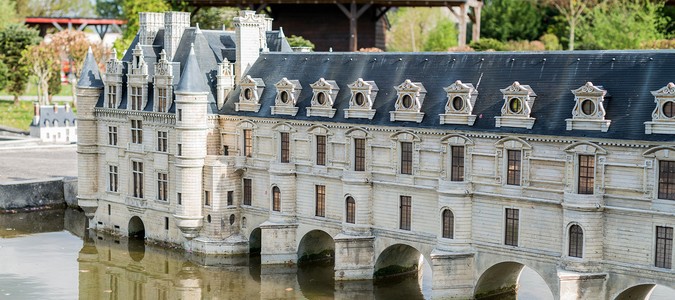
[345,197,355,224]
[272,186,281,212]
[442,209,454,239]
[569,224,584,258]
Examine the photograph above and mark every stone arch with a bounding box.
[307,124,333,135]
[565,141,608,155]
[374,243,426,279]
[495,136,532,150]
[297,229,334,265]
[249,227,262,255]
[345,127,371,138]
[390,130,421,142]
[128,216,145,239]
[440,133,475,146]
[474,261,555,299]
[614,284,656,300]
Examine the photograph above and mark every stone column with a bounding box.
[260,222,298,265]
[334,234,375,280]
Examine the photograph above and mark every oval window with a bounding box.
[401,94,413,109]
[229,214,235,225]
[581,99,595,115]
[663,101,674,118]
[243,88,253,100]
[280,91,289,103]
[509,98,522,114]
[317,92,326,105]
[355,92,365,106]
[452,96,464,111]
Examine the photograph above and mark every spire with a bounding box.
[77,47,103,88]
[176,44,209,94]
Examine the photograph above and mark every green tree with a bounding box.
[578,0,669,50]
[114,0,171,55]
[481,0,545,41]
[546,0,601,50]
[22,41,60,105]
[95,0,123,19]
[387,7,448,52]
[18,0,95,17]
[192,7,238,30]
[287,35,315,50]
[0,24,40,105]
[0,60,8,91]
[422,19,458,51]
[0,0,18,29]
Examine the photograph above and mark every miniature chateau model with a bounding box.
[30,103,77,143]
[76,11,675,299]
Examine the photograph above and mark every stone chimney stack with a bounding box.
[234,10,269,81]
[138,12,164,45]
[164,11,190,61]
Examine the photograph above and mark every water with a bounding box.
[0,209,673,299]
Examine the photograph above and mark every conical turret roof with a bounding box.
[175,44,209,94]
[77,47,103,88]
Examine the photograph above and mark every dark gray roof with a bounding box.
[221,51,675,143]
[267,29,293,52]
[31,105,76,128]
[77,48,103,88]
[176,46,210,93]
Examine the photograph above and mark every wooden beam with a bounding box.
[337,1,371,51]
[471,3,481,42]
[456,3,467,47]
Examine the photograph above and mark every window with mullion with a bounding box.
[400,142,413,175]
[107,85,117,108]
[157,172,168,201]
[131,120,143,144]
[578,155,595,194]
[272,186,281,211]
[568,225,583,258]
[506,150,521,186]
[157,87,168,112]
[659,161,675,200]
[316,135,326,166]
[108,126,118,146]
[131,86,142,110]
[280,132,290,163]
[400,196,411,230]
[451,146,465,181]
[243,129,252,157]
[157,131,168,152]
[505,208,519,246]
[655,226,673,269]
[132,161,144,198]
[243,179,252,205]
[315,185,325,217]
[108,165,118,192]
[354,138,365,171]
[442,209,454,239]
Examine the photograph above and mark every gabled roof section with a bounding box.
[176,45,209,94]
[77,47,103,88]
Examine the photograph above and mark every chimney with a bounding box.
[234,10,269,81]
[139,12,164,45]
[164,11,190,61]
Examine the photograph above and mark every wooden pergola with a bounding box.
[187,0,483,51]
[24,17,126,39]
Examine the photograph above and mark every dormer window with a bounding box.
[307,78,339,118]
[566,82,611,132]
[235,75,265,112]
[104,49,122,109]
[495,81,537,129]
[345,78,378,119]
[271,78,301,116]
[153,50,173,113]
[127,44,148,111]
[645,82,675,134]
[440,80,478,125]
[390,80,426,123]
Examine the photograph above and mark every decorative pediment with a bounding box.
[345,78,378,119]
[271,78,301,116]
[235,75,265,112]
[129,43,148,76]
[440,80,478,125]
[390,80,426,123]
[566,82,610,132]
[154,50,173,77]
[153,50,174,113]
[495,82,536,129]
[105,49,123,75]
[564,141,607,155]
[645,82,675,134]
[307,78,339,118]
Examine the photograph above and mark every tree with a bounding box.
[0,60,8,91]
[287,35,315,50]
[0,0,18,29]
[546,0,601,50]
[95,0,123,19]
[22,42,59,105]
[0,24,40,105]
[423,19,458,51]
[17,0,95,17]
[114,0,171,55]
[387,7,448,52]
[578,0,669,50]
[481,0,546,42]
[192,7,238,30]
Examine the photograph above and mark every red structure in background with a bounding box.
[24,17,126,39]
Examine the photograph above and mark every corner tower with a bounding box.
[173,44,209,239]
[76,48,104,219]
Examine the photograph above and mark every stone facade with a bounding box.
[77,11,675,299]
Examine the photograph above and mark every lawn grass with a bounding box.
[0,80,74,97]
[0,100,34,131]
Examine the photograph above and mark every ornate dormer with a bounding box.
[566,82,611,132]
[153,50,173,113]
[495,81,536,129]
[390,80,426,123]
[104,49,123,109]
[235,75,265,112]
[645,82,675,134]
[216,58,235,110]
[271,77,301,116]
[307,78,339,118]
[440,80,478,125]
[345,78,378,119]
[127,44,149,111]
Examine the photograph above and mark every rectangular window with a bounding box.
[506,150,521,186]
[177,144,182,156]
[280,132,290,163]
[316,135,326,166]
[130,86,142,110]
[108,126,118,146]
[227,191,234,206]
[655,226,673,269]
[157,87,168,112]
[659,161,675,200]
[131,120,143,144]
[108,165,118,192]
[177,193,182,205]
[243,129,252,157]
[400,142,413,175]
[108,204,111,215]
[315,185,325,217]
[107,85,117,108]
[243,179,252,205]
[204,191,211,206]
[157,172,168,201]
[165,217,169,230]
[132,161,144,198]
[157,131,168,152]
[451,146,465,181]
[578,155,595,194]
[354,138,365,171]
[505,208,519,246]
[177,109,182,121]
[400,196,411,230]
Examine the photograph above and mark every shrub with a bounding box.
[469,38,506,51]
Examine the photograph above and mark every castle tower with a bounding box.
[138,12,164,45]
[234,10,268,81]
[76,48,104,219]
[164,11,190,61]
[173,44,209,239]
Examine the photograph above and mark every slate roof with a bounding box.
[176,45,210,94]
[77,48,103,88]
[31,106,76,128]
[220,50,675,143]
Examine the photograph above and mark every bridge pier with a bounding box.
[260,222,298,265]
[430,249,476,299]
[334,233,375,280]
[558,269,607,300]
